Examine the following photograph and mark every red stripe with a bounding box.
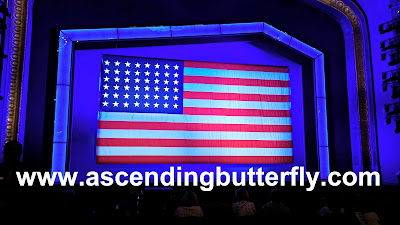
[98,121,292,132]
[184,75,289,87]
[184,61,288,73]
[183,107,290,117]
[183,91,290,102]
[97,156,293,164]
[97,138,293,148]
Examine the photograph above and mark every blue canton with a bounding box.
[100,55,184,114]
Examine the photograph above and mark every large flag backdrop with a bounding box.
[96,55,293,164]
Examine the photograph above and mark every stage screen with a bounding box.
[97,54,292,164]
[68,39,306,182]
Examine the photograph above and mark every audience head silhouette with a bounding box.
[235,188,250,201]
[174,190,204,217]
[269,188,285,203]
[3,140,22,166]
[181,190,199,207]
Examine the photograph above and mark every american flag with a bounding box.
[97,55,293,164]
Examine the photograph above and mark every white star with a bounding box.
[173,103,179,109]
[103,92,109,98]
[154,78,160,84]
[113,93,119,98]
[135,62,140,68]
[154,86,160,92]
[113,101,119,107]
[124,77,130,83]
[154,102,159,108]
[164,79,169,85]
[145,63,150,68]
[154,71,160,77]
[173,72,179,78]
[104,76,110,82]
[114,61,120,66]
[164,72,170,77]
[173,95,179,101]
[134,70,140,76]
[134,85,140,91]
[144,102,150,108]
[144,86,150,91]
[123,102,129,108]
[173,80,179,85]
[102,101,109,106]
[125,61,131,67]
[124,93,130,99]
[113,85,120,90]
[124,85,130,91]
[134,93,140,99]
[114,77,120,82]
[155,63,160,69]
[134,77,140,83]
[174,64,179,70]
[104,68,110,74]
[114,69,120,75]
[164,64,170,69]
[154,94,160,100]
[103,84,109,90]
[164,94,169,100]
[134,101,140,107]
[104,60,110,66]
[173,87,179,93]
[163,102,169,108]
[144,94,150,99]
[125,70,131,75]
[144,78,150,84]
[164,87,169,92]
[145,71,150,76]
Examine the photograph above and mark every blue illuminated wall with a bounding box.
[356,0,400,184]
[68,40,306,181]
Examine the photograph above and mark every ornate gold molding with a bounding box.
[316,0,371,170]
[6,0,27,142]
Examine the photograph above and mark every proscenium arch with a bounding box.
[51,22,330,179]
[300,0,377,173]
[314,0,375,172]
[1,0,375,174]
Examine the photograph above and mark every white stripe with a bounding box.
[184,67,289,81]
[99,112,292,125]
[97,147,293,156]
[183,99,291,110]
[184,83,290,95]
[97,129,292,140]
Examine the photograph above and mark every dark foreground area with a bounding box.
[1,182,399,224]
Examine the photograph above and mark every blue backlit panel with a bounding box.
[57,32,73,85]
[318,147,330,180]
[290,37,322,59]
[63,28,118,41]
[53,85,70,143]
[51,142,67,173]
[118,26,171,39]
[220,22,264,35]
[316,98,329,147]
[171,24,221,37]
[314,55,326,98]
[262,23,292,45]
